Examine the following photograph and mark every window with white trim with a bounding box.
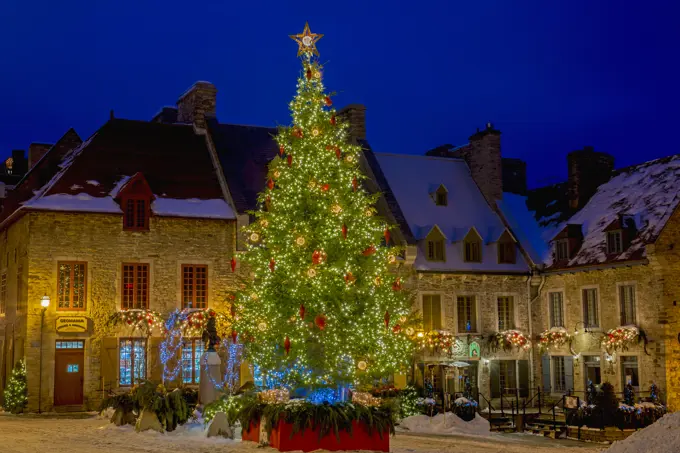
[549,291,564,328]
[182,338,205,385]
[582,288,599,328]
[497,296,514,330]
[607,231,623,254]
[119,338,146,386]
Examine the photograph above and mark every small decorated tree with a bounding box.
[623,382,635,406]
[234,23,414,391]
[3,360,28,414]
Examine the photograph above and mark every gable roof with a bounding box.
[371,152,530,273]
[2,119,234,225]
[206,119,279,214]
[545,154,680,269]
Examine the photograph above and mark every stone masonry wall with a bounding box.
[536,265,666,400]
[17,211,237,412]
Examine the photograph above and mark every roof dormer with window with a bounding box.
[497,229,517,264]
[551,223,583,262]
[424,225,447,262]
[463,227,483,263]
[603,214,638,256]
[114,172,155,231]
[430,184,448,206]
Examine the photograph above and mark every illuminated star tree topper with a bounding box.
[289,22,324,57]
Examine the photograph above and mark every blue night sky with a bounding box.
[1,0,678,188]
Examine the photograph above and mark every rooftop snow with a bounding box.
[374,153,530,273]
[497,193,551,265]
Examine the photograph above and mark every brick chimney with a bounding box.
[28,143,53,169]
[338,104,366,142]
[176,81,217,129]
[451,122,503,204]
[567,146,614,211]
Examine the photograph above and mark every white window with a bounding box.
[619,285,636,325]
[607,231,623,254]
[457,296,477,333]
[422,294,442,332]
[549,292,564,328]
[497,296,514,330]
[582,288,599,328]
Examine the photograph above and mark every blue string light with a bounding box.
[160,309,186,382]
[202,339,243,392]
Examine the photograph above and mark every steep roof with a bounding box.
[496,192,551,265]
[206,119,279,213]
[2,119,234,225]
[373,153,530,273]
[545,155,680,269]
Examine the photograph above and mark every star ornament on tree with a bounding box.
[290,22,323,57]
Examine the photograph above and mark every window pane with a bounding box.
[133,339,146,384]
[122,265,134,309]
[72,264,85,309]
[431,295,442,330]
[183,266,195,308]
[498,296,514,330]
[422,295,432,331]
[583,289,599,328]
[620,285,636,325]
[195,266,207,309]
[622,357,639,387]
[120,339,132,386]
[553,356,566,392]
[136,200,146,228]
[126,199,135,228]
[136,265,148,309]
[550,292,564,328]
[58,263,71,308]
[457,296,476,332]
[182,340,194,384]
[194,341,204,384]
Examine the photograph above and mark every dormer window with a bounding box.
[425,226,446,261]
[555,239,569,260]
[464,229,482,263]
[432,185,448,206]
[607,231,623,254]
[497,230,516,264]
[115,172,154,232]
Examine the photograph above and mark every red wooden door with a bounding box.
[54,342,84,406]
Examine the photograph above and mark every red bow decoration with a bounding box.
[362,245,376,256]
[231,257,237,273]
[284,336,291,355]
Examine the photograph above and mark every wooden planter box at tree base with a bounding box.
[242,418,390,452]
[566,426,638,444]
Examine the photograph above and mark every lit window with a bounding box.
[555,239,569,260]
[497,296,514,330]
[427,239,445,261]
[58,262,86,310]
[182,339,205,384]
[182,265,208,309]
[422,294,442,331]
[122,263,149,309]
[457,296,477,333]
[549,292,564,328]
[582,288,599,328]
[119,338,146,386]
[607,231,623,254]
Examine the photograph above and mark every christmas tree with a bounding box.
[234,23,414,390]
[3,360,28,414]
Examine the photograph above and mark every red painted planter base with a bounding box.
[241,417,389,452]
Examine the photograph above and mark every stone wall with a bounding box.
[8,211,236,412]
[536,264,666,400]
[452,125,503,204]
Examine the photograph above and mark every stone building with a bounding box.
[525,154,680,411]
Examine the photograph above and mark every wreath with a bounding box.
[537,328,572,353]
[488,330,531,352]
[601,326,649,354]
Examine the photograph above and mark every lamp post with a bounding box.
[39,295,50,414]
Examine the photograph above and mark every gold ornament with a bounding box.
[307,268,317,278]
[406,327,415,336]
[357,360,368,371]
[308,180,317,189]
[388,254,397,264]
[312,128,320,137]
[296,236,306,246]
[313,71,321,79]
[345,155,355,163]
[273,170,281,178]
[331,204,342,214]
[251,293,259,300]
[260,219,269,228]
[365,208,374,217]
[289,22,323,57]
[399,315,408,324]
[374,276,382,286]
[258,322,267,332]
[250,232,260,242]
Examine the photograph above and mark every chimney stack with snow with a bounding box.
[338,104,366,143]
[176,81,217,129]
[28,143,52,169]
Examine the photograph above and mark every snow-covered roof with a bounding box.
[6,119,236,223]
[547,155,680,268]
[374,153,530,273]
[496,193,551,265]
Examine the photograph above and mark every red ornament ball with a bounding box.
[321,183,330,192]
[324,96,332,106]
[314,314,327,330]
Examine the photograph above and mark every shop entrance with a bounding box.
[54,340,85,406]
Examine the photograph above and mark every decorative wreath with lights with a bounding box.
[601,326,649,354]
[489,330,532,352]
[107,309,166,336]
[418,330,455,353]
[538,328,572,353]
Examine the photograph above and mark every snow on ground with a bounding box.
[398,413,491,437]
[606,410,680,453]
[0,414,603,453]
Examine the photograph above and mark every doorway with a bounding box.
[54,340,85,406]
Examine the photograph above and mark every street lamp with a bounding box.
[39,295,50,414]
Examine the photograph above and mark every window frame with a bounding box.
[463,230,483,263]
[555,239,569,261]
[181,338,205,385]
[548,290,565,329]
[497,295,515,331]
[181,264,209,309]
[121,263,150,310]
[498,240,516,264]
[434,186,448,206]
[607,230,623,255]
[456,295,478,334]
[551,356,567,393]
[581,286,600,329]
[421,293,444,332]
[122,197,150,231]
[499,360,518,395]
[119,338,147,387]
[618,283,637,326]
[582,354,602,388]
[620,355,640,390]
[57,261,87,311]
[426,239,446,261]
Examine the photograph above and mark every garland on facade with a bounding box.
[538,328,572,353]
[178,309,232,338]
[601,326,649,354]
[107,309,166,336]
[417,330,454,354]
[488,330,531,352]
